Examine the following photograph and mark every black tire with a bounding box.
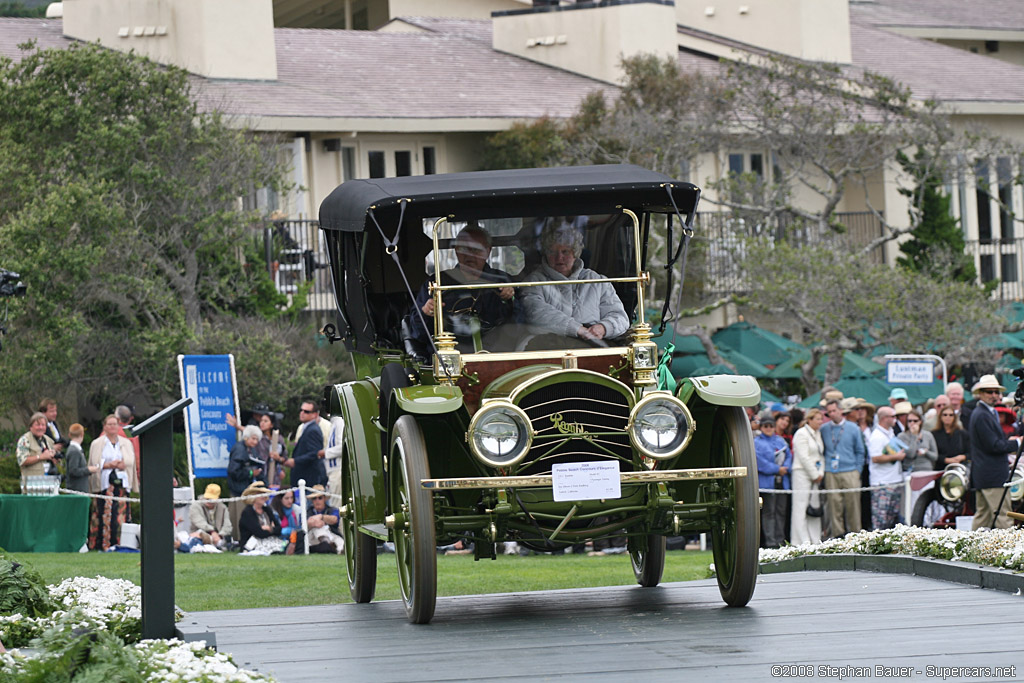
[342,448,377,603]
[390,415,437,624]
[709,405,759,607]
[629,534,666,587]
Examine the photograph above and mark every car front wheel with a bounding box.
[390,415,437,624]
[629,533,666,587]
[709,405,759,607]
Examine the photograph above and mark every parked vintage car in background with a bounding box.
[317,165,761,623]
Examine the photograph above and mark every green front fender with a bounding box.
[393,384,464,414]
[329,379,387,530]
[676,375,761,407]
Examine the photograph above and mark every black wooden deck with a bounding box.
[192,571,1024,682]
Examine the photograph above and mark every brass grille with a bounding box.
[515,381,632,475]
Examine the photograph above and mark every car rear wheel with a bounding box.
[390,415,437,624]
[629,534,666,587]
[709,405,759,607]
[342,448,377,603]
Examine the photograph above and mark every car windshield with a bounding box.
[405,212,642,356]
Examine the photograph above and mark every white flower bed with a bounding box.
[759,524,1024,572]
[0,576,275,682]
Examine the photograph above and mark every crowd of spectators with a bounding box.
[750,376,1024,548]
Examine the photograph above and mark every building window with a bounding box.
[394,150,412,177]
[341,147,355,182]
[368,151,386,179]
[980,254,995,282]
[728,154,744,175]
[975,161,992,243]
[997,156,1013,240]
[749,153,763,178]
[1001,253,1018,283]
[423,146,436,175]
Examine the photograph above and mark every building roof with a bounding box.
[386,16,493,43]
[850,20,1024,108]
[851,0,1024,33]
[0,19,610,131]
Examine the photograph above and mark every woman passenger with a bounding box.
[521,222,629,343]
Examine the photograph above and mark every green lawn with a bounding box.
[21,550,714,612]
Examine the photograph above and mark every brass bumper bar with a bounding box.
[420,466,747,490]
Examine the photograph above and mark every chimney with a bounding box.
[62,0,277,80]
[493,0,678,84]
[676,0,852,63]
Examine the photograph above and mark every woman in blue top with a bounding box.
[271,489,302,542]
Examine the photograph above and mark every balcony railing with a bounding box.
[264,219,335,311]
[964,238,1024,302]
[692,211,884,299]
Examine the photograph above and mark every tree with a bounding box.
[742,240,1003,395]
[480,117,567,170]
[896,150,980,286]
[0,42,336,421]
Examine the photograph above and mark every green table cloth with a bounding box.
[0,493,90,552]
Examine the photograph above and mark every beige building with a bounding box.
[5,0,1024,304]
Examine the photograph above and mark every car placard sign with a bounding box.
[552,461,621,501]
[886,360,934,385]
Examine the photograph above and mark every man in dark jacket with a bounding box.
[967,375,1021,529]
[286,398,325,489]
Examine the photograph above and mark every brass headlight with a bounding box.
[632,342,657,370]
[628,393,695,460]
[433,350,462,382]
[939,463,969,502]
[467,401,533,468]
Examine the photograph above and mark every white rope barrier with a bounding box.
[52,484,343,506]
[758,481,904,495]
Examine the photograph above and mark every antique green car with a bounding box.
[318,165,760,623]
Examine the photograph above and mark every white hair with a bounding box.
[242,425,262,441]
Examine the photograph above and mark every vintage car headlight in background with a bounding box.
[939,462,969,502]
[1009,466,1024,502]
[467,401,533,467]
[628,393,695,460]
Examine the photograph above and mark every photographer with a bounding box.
[226,425,264,543]
[15,412,58,493]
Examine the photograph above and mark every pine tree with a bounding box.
[896,151,978,284]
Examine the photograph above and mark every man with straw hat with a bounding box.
[968,375,1020,529]
[188,483,232,550]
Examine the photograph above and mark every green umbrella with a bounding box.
[670,348,770,378]
[766,348,884,379]
[796,372,944,409]
[999,302,1024,325]
[981,332,1024,351]
[712,321,804,368]
[651,330,706,354]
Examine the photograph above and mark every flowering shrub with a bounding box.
[0,570,276,682]
[759,525,1024,572]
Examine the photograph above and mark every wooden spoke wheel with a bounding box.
[629,533,667,588]
[389,415,437,624]
[709,406,759,607]
[342,448,377,603]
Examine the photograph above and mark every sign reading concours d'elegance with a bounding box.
[177,354,240,479]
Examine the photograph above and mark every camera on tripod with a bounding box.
[0,268,27,298]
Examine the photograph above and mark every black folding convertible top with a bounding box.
[318,164,700,232]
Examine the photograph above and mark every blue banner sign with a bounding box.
[178,354,240,479]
